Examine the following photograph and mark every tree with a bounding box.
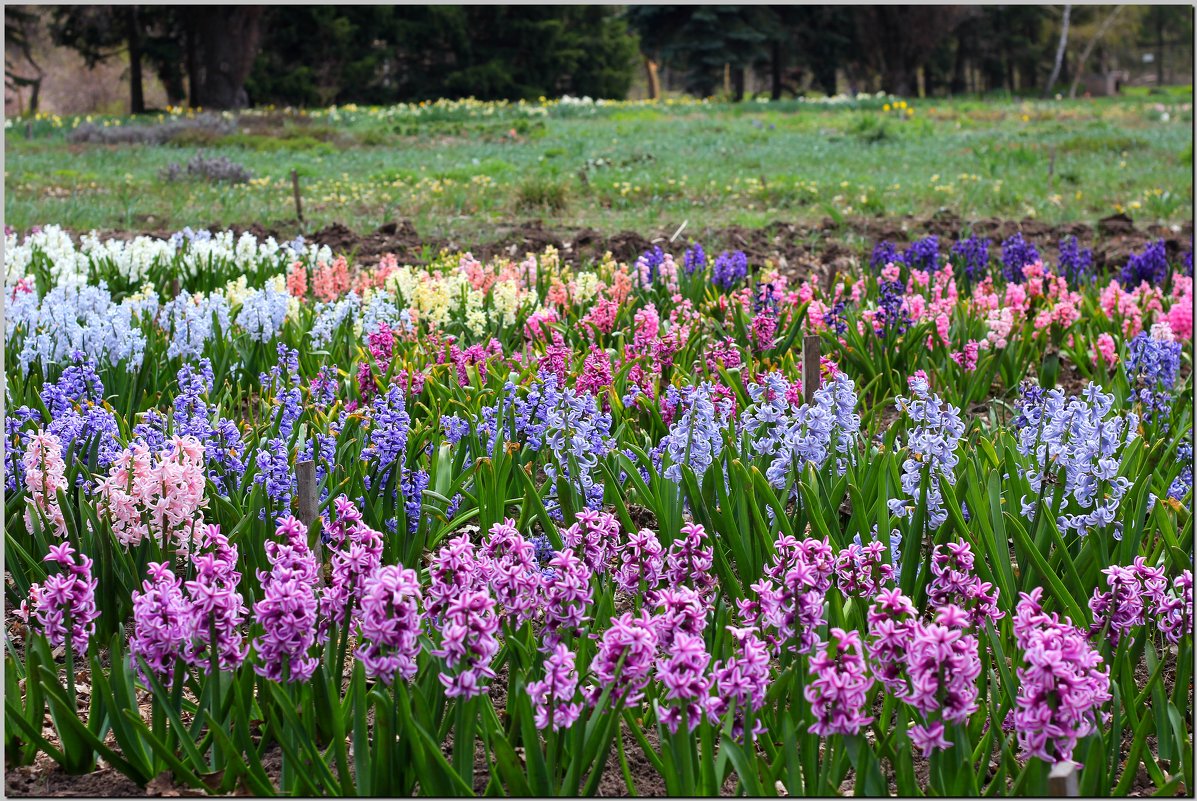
[852,6,969,96]
[5,6,45,113]
[1044,5,1071,97]
[190,6,264,109]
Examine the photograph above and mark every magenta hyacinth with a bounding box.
[357,565,426,685]
[185,524,248,674]
[665,522,717,605]
[20,542,100,656]
[835,541,895,599]
[588,610,659,708]
[426,533,485,623]
[433,588,500,698]
[480,519,544,628]
[866,587,918,694]
[805,628,876,737]
[1011,588,1112,765]
[527,643,582,731]
[655,631,714,734]
[542,547,594,647]
[252,517,320,682]
[319,495,384,636]
[614,527,666,599]
[927,540,1004,628]
[129,561,194,685]
[902,605,982,755]
[709,625,771,741]
[561,508,621,576]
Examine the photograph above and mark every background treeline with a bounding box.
[5,5,1194,113]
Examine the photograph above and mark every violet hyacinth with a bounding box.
[588,611,659,708]
[528,643,582,731]
[903,235,941,273]
[19,542,100,656]
[542,547,594,647]
[1125,331,1182,423]
[1157,570,1193,644]
[357,565,426,685]
[712,250,748,290]
[1011,588,1111,765]
[683,243,706,276]
[709,625,771,741]
[1056,236,1094,288]
[870,240,902,271]
[805,628,876,736]
[952,235,991,283]
[658,382,733,484]
[656,631,715,734]
[614,527,666,598]
[184,524,248,673]
[903,605,982,756]
[887,374,965,531]
[129,561,194,686]
[252,517,320,682]
[1088,563,1152,647]
[432,588,501,698]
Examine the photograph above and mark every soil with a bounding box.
[89,213,1194,285]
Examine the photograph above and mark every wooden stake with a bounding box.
[291,169,304,224]
[1048,762,1079,797]
[802,335,821,405]
[295,459,325,587]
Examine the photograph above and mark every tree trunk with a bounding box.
[732,65,745,102]
[185,11,200,107]
[193,6,265,109]
[771,40,783,100]
[1043,4,1070,98]
[951,33,968,95]
[125,5,145,114]
[1068,5,1124,99]
[1155,13,1164,87]
[644,56,659,100]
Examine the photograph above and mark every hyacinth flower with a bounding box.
[1124,329,1182,427]
[19,543,100,668]
[887,374,965,532]
[356,564,425,686]
[252,517,320,683]
[129,561,194,687]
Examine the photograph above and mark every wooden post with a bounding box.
[1048,762,1079,797]
[291,169,304,224]
[802,335,821,405]
[295,459,325,587]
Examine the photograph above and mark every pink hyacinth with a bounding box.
[356,564,425,685]
[130,561,194,686]
[654,586,709,651]
[614,528,666,599]
[582,297,618,336]
[835,541,895,599]
[927,540,1004,629]
[1095,333,1118,367]
[950,340,980,372]
[319,495,384,636]
[664,522,716,605]
[20,543,100,656]
[432,588,501,698]
[252,517,320,682]
[426,533,485,622]
[1010,588,1111,765]
[902,605,982,755]
[866,587,917,693]
[528,643,582,731]
[542,547,593,647]
[23,431,68,538]
[577,345,614,396]
[805,628,875,737]
[97,435,207,552]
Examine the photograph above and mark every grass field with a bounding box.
[5,93,1193,239]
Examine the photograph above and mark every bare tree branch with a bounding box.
[1068,5,1125,99]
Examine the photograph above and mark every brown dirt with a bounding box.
[86,213,1194,286]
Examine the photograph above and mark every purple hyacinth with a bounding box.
[709,625,771,741]
[1001,233,1041,284]
[542,547,594,647]
[1125,331,1182,423]
[754,558,828,657]
[903,235,941,273]
[866,587,918,694]
[252,517,320,682]
[426,534,484,622]
[654,586,709,652]
[876,279,911,335]
[952,235,991,283]
[1011,588,1111,765]
[19,542,100,656]
[637,246,666,287]
[432,588,501,698]
[712,250,748,290]
[656,631,714,734]
[1158,570,1193,644]
[683,243,706,276]
[805,628,876,737]
[658,382,733,484]
[356,565,425,685]
[129,561,194,686]
[185,524,248,674]
[588,611,659,708]
[1056,236,1093,288]
[871,240,902,271]
[441,414,470,446]
[1119,240,1168,287]
[255,438,294,518]
[528,643,582,731]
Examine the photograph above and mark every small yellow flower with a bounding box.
[883,104,891,112]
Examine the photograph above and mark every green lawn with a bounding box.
[5,94,1193,239]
